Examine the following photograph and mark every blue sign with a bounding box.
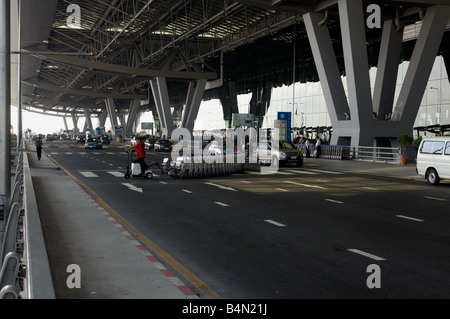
[278,112,292,142]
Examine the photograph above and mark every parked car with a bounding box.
[145,138,157,150]
[416,136,450,185]
[101,136,111,144]
[85,137,103,150]
[154,139,173,152]
[255,140,303,167]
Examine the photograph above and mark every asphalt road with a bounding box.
[44,140,450,299]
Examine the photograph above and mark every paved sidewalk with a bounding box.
[304,158,421,180]
[25,141,197,299]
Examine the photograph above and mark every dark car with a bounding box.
[101,136,111,144]
[145,138,157,150]
[85,137,103,150]
[154,139,173,152]
[255,140,303,167]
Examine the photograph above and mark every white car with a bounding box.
[416,136,450,185]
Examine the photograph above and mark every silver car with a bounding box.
[256,140,303,167]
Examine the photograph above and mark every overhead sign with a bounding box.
[232,113,253,127]
[141,122,153,130]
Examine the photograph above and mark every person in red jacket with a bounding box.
[127,137,147,175]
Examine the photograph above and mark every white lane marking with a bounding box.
[65,152,73,155]
[284,181,327,190]
[79,171,98,178]
[396,215,424,222]
[308,169,344,175]
[276,188,289,192]
[285,169,319,175]
[79,152,87,155]
[276,171,295,175]
[241,181,251,184]
[182,189,193,194]
[215,202,229,207]
[205,182,237,192]
[325,199,344,204]
[122,183,143,193]
[160,181,168,185]
[362,187,378,191]
[348,249,386,261]
[50,152,58,155]
[108,171,124,177]
[265,219,286,227]
[424,196,447,202]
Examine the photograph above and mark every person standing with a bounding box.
[315,136,321,158]
[35,136,44,160]
[305,137,311,158]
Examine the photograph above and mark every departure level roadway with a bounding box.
[43,140,450,299]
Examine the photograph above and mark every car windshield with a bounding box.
[159,140,171,145]
[87,138,98,143]
[279,141,295,149]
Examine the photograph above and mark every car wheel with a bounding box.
[426,168,440,185]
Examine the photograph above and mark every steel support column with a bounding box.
[181,79,207,133]
[392,5,450,126]
[84,108,93,133]
[105,98,119,136]
[125,99,140,137]
[303,12,350,125]
[373,19,404,121]
[338,0,374,146]
[0,0,11,227]
[150,77,174,138]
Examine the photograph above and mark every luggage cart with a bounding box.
[124,149,161,179]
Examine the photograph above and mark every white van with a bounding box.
[416,136,450,185]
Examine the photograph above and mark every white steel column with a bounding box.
[71,114,79,131]
[338,0,374,145]
[181,79,207,132]
[303,12,350,125]
[373,19,404,120]
[84,108,93,132]
[150,77,174,138]
[105,98,119,133]
[392,5,450,126]
[125,99,140,137]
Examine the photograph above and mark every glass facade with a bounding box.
[191,55,450,138]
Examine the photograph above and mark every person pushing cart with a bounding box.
[125,137,147,176]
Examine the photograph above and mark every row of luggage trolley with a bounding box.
[161,153,246,178]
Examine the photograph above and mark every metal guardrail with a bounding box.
[296,144,401,163]
[0,144,55,299]
[350,146,401,164]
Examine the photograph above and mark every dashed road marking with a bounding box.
[424,196,447,202]
[348,249,386,261]
[396,215,424,222]
[79,171,99,178]
[265,219,286,227]
[215,202,229,207]
[325,198,344,204]
[284,181,327,190]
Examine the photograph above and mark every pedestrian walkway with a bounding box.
[25,141,198,299]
